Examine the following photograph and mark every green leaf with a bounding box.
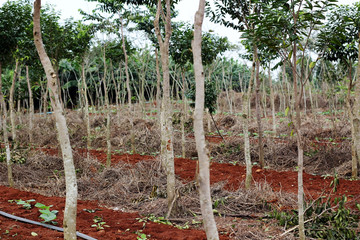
[298,42,304,51]
[309,61,316,69]
[288,50,293,60]
[285,107,290,116]
[35,203,49,210]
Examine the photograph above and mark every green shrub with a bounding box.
[269,196,359,239]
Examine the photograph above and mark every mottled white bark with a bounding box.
[26,66,34,144]
[33,1,77,239]
[193,1,219,239]
[292,42,305,240]
[243,52,255,189]
[154,0,176,215]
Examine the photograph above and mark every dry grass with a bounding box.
[0,146,299,239]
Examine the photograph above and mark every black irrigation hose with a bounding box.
[0,210,97,240]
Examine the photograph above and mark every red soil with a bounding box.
[0,185,224,240]
[7,147,358,239]
[174,158,360,203]
[41,147,360,201]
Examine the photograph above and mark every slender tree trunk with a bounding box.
[255,51,264,168]
[155,48,161,117]
[193,1,219,238]
[43,82,48,114]
[243,51,256,189]
[222,64,232,114]
[292,42,305,240]
[154,0,176,217]
[0,62,14,187]
[120,16,135,153]
[33,2,78,239]
[102,46,112,168]
[9,60,18,146]
[26,66,34,144]
[268,64,276,136]
[346,67,357,178]
[181,71,186,158]
[81,62,91,160]
[353,35,360,174]
[111,61,119,109]
[309,82,314,114]
[352,35,360,178]
[262,80,267,118]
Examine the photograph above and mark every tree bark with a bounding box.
[9,60,18,146]
[81,61,91,160]
[268,64,276,136]
[154,0,176,216]
[33,1,78,239]
[243,50,256,189]
[0,62,14,187]
[352,34,360,179]
[292,41,305,240]
[101,46,112,168]
[255,51,265,168]
[26,66,34,144]
[155,48,162,117]
[121,16,135,153]
[193,0,219,239]
[181,71,186,158]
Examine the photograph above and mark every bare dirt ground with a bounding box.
[0,105,359,239]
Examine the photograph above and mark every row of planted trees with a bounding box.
[0,0,234,239]
[1,0,360,239]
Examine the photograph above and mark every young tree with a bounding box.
[317,3,360,178]
[33,1,78,239]
[251,0,335,237]
[153,0,177,217]
[207,0,262,187]
[193,1,220,238]
[0,0,33,146]
[0,64,14,187]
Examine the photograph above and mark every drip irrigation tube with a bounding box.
[0,210,97,240]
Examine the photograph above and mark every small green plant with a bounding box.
[330,170,340,193]
[91,216,110,231]
[0,149,27,164]
[136,231,149,240]
[136,214,189,230]
[35,203,58,224]
[83,208,101,213]
[15,199,35,209]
